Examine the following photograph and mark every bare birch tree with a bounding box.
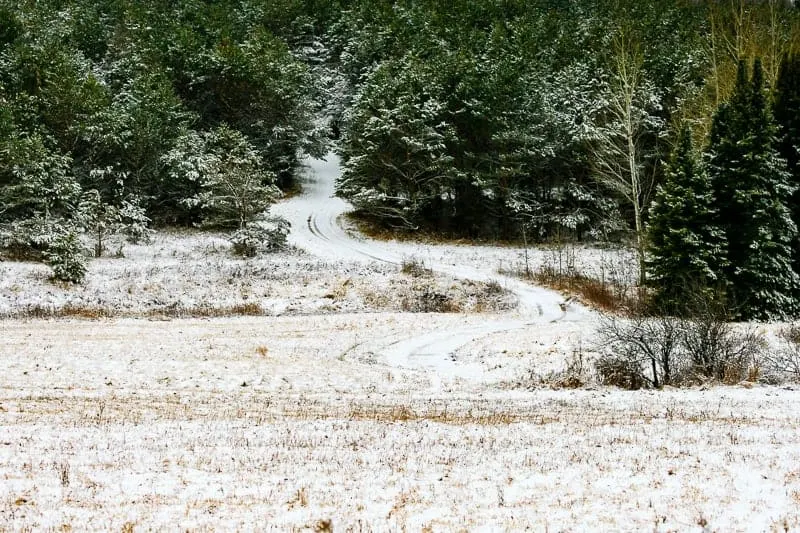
[591,30,664,287]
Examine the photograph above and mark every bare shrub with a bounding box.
[595,352,647,390]
[402,289,461,313]
[764,324,800,381]
[679,296,764,384]
[545,346,590,389]
[595,295,765,389]
[596,314,684,389]
[484,279,503,295]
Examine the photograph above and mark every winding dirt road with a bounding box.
[272,156,591,381]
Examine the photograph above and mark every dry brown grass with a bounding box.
[400,259,433,278]
[529,265,640,315]
[1,302,266,320]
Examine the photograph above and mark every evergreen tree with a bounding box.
[774,54,800,273]
[707,59,799,320]
[646,125,727,314]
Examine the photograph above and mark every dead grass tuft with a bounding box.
[401,289,462,313]
[400,258,433,278]
[314,519,333,533]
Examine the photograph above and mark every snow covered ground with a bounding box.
[1,317,799,531]
[0,232,515,319]
[1,156,799,531]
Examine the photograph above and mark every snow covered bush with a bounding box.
[229,217,290,257]
[1,218,87,283]
[0,217,69,260]
[164,126,280,231]
[119,197,153,245]
[46,229,87,283]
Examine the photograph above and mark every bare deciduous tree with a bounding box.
[591,29,663,287]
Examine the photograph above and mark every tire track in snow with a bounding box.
[272,155,588,384]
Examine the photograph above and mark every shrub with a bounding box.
[544,348,590,389]
[46,230,87,283]
[230,217,289,257]
[0,217,66,260]
[401,289,461,313]
[677,291,764,383]
[595,295,765,388]
[596,314,684,389]
[764,324,800,381]
[596,352,647,390]
[79,189,121,258]
[401,258,433,278]
[119,197,154,244]
[680,313,763,384]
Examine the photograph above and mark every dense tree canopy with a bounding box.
[3,0,800,318]
[0,0,320,229]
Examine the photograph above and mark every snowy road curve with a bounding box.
[272,156,589,382]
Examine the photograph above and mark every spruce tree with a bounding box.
[774,54,800,274]
[647,125,727,315]
[707,59,799,320]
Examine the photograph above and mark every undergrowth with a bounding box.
[0,302,265,320]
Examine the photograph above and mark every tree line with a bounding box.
[3,0,800,319]
[331,0,800,319]
[0,0,327,279]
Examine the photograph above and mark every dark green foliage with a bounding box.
[79,188,119,257]
[46,228,88,283]
[230,218,290,257]
[647,126,727,315]
[0,0,316,226]
[0,0,315,274]
[707,60,799,320]
[774,54,800,274]
[334,0,709,241]
[0,133,80,222]
[3,0,800,318]
[337,56,457,229]
[161,124,279,230]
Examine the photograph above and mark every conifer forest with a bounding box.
[3,0,800,319]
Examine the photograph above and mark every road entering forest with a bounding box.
[272,156,591,382]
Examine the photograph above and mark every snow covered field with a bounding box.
[0,232,515,319]
[1,157,800,531]
[2,317,799,531]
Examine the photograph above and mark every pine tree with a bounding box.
[707,59,799,320]
[774,54,800,274]
[646,125,727,315]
